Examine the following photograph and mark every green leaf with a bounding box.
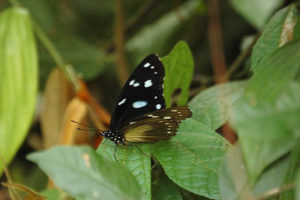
[161,41,194,107]
[27,146,145,200]
[279,143,300,200]
[218,144,253,200]
[189,81,246,130]
[126,0,201,65]
[219,143,290,200]
[40,37,112,80]
[253,157,290,196]
[296,170,300,200]
[97,142,151,200]
[21,0,55,32]
[151,119,229,199]
[246,39,300,102]
[0,7,38,175]
[251,5,298,72]
[152,169,183,200]
[229,0,283,30]
[231,82,300,183]
[40,189,62,200]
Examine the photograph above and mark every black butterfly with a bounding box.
[99,54,192,145]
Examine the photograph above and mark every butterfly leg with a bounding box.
[114,144,120,165]
[133,144,151,157]
[102,138,108,144]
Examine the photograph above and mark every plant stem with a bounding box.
[114,0,129,86]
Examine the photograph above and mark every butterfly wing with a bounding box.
[110,54,166,131]
[121,106,192,143]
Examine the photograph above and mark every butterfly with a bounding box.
[98,54,192,145]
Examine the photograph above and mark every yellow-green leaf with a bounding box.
[0,7,38,174]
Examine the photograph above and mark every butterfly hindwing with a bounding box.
[121,106,192,143]
[110,54,166,131]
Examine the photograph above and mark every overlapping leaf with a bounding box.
[189,81,246,130]
[161,41,194,107]
[27,146,145,200]
[151,119,229,199]
[97,143,151,200]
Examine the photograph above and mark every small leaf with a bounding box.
[0,7,38,174]
[251,5,298,72]
[229,0,283,30]
[27,146,145,200]
[189,81,246,130]
[151,119,229,199]
[97,142,151,200]
[162,41,194,107]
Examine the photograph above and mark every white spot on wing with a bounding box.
[154,71,158,74]
[133,82,140,87]
[154,96,158,99]
[156,104,161,109]
[144,80,153,88]
[163,116,172,119]
[144,63,150,68]
[133,101,147,108]
[171,109,177,112]
[118,98,126,106]
[150,66,155,69]
[129,80,135,85]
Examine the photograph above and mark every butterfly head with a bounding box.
[101,130,126,145]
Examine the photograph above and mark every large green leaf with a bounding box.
[229,0,283,30]
[246,38,300,102]
[151,119,229,199]
[231,82,300,183]
[189,81,246,130]
[251,5,298,72]
[27,146,145,200]
[0,7,38,175]
[97,142,151,200]
[161,41,194,107]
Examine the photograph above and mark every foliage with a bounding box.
[0,0,299,200]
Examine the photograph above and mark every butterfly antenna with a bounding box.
[70,120,99,130]
[76,127,97,132]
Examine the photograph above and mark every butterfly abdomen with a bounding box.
[102,130,126,145]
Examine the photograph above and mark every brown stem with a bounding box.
[208,0,237,143]
[114,0,129,86]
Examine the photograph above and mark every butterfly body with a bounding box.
[100,54,192,145]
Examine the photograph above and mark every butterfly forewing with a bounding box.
[110,54,166,131]
[122,106,192,143]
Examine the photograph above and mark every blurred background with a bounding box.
[0,0,291,198]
